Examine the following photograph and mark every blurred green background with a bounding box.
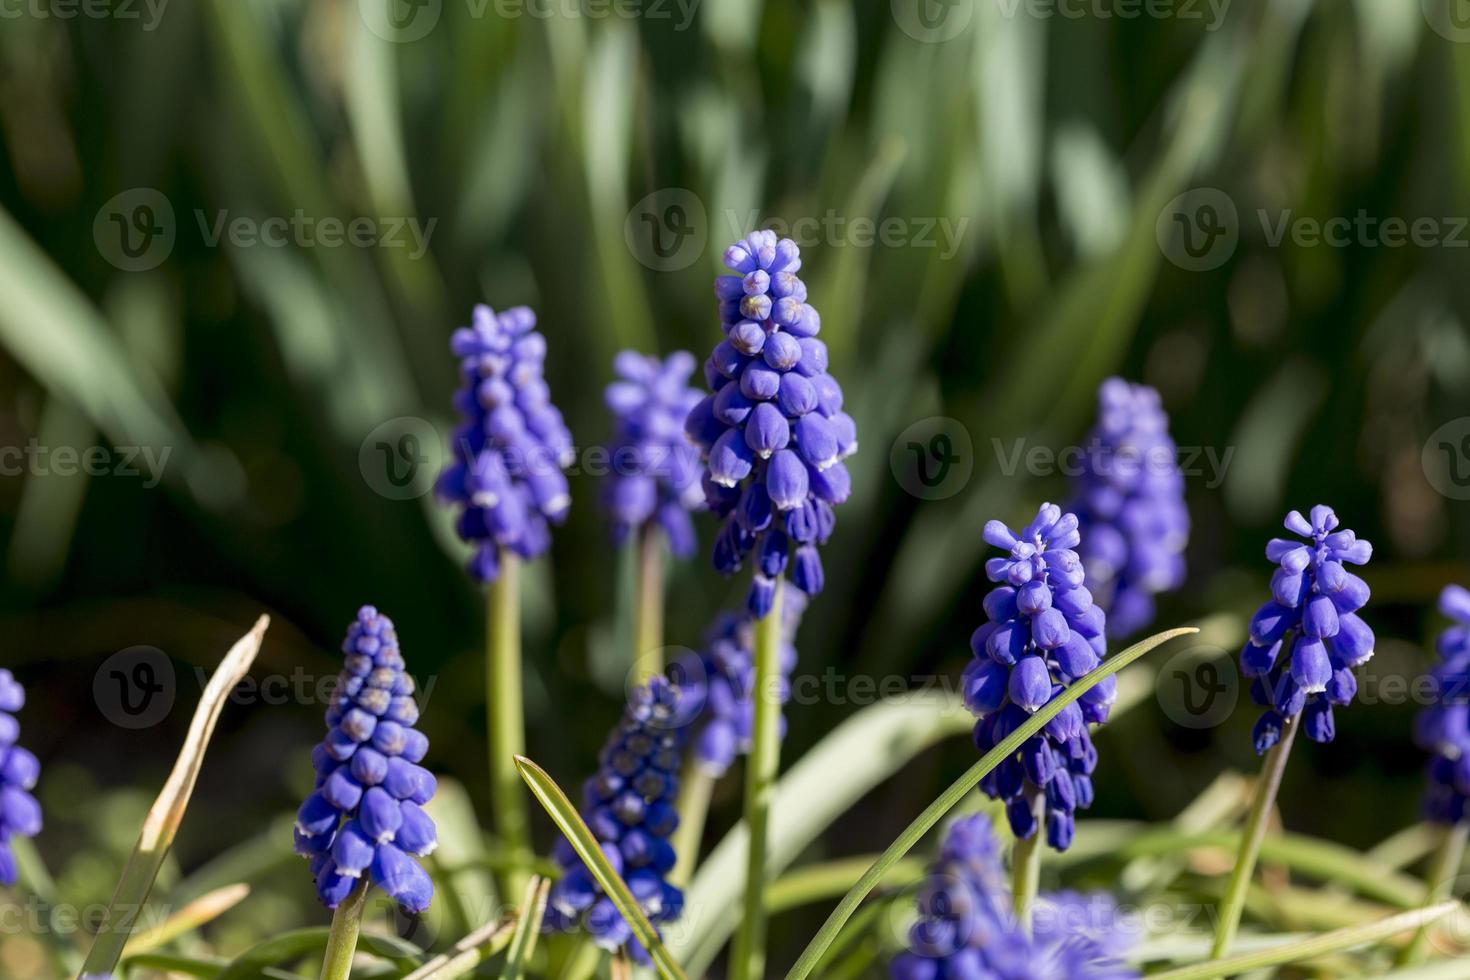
[3,0,1470,974]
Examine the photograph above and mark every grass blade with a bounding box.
[501,876,551,980]
[1147,903,1461,980]
[215,928,422,980]
[399,913,519,980]
[515,756,688,980]
[120,882,250,957]
[77,615,270,979]
[786,626,1197,980]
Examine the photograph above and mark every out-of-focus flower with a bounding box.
[967,504,1110,852]
[673,591,807,778]
[1069,379,1190,639]
[601,350,705,558]
[685,231,857,617]
[1239,506,1374,754]
[1417,585,1470,824]
[889,814,1138,979]
[294,607,437,913]
[437,304,574,583]
[544,679,686,963]
[0,670,41,886]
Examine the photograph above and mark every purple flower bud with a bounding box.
[745,402,791,459]
[766,450,810,512]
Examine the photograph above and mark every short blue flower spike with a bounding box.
[1240,506,1373,754]
[686,231,857,616]
[968,503,1111,852]
[438,304,575,583]
[294,607,437,914]
[1417,585,1470,824]
[544,678,686,964]
[0,669,41,886]
[601,351,706,557]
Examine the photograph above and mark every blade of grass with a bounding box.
[786,626,1196,979]
[216,927,422,980]
[515,755,689,980]
[765,857,928,913]
[77,615,270,979]
[399,912,519,980]
[1148,903,1460,980]
[120,883,250,957]
[502,876,552,980]
[1399,820,1468,966]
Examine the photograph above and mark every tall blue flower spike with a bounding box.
[686,230,858,617]
[294,607,437,914]
[601,350,706,558]
[1069,379,1190,639]
[967,504,1110,852]
[889,814,1137,980]
[1417,585,1470,824]
[673,591,808,778]
[544,678,686,964]
[438,304,575,583]
[1239,506,1374,755]
[0,670,41,886]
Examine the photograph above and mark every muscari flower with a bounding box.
[294,607,437,914]
[966,504,1111,852]
[673,590,807,778]
[1415,585,1470,824]
[602,350,706,558]
[1239,506,1374,755]
[890,814,1137,980]
[544,678,685,963]
[437,304,575,583]
[685,231,858,617]
[1069,379,1190,639]
[0,670,41,886]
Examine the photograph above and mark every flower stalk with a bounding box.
[489,550,530,900]
[634,523,666,682]
[1010,787,1045,933]
[1211,710,1299,959]
[730,577,785,980]
[670,763,714,888]
[318,878,368,980]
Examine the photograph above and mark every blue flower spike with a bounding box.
[0,669,41,887]
[967,504,1110,852]
[438,304,575,582]
[602,351,706,557]
[295,607,437,914]
[1240,506,1373,754]
[1070,378,1190,639]
[687,231,857,617]
[1417,585,1470,824]
[890,814,1137,979]
[544,678,686,964]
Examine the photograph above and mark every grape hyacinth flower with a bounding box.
[685,231,858,616]
[1239,506,1374,755]
[967,504,1110,852]
[1416,585,1470,825]
[545,678,686,962]
[890,814,1137,980]
[294,607,437,913]
[675,591,807,778]
[0,670,41,886]
[437,304,575,583]
[1069,379,1190,639]
[602,350,706,558]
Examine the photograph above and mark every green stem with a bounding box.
[633,524,665,683]
[728,578,784,980]
[670,763,714,889]
[1211,710,1299,959]
[1399,820,1468,966]
[490,550,530,901]
[318,879,368,980]
[1010,787,1045,933]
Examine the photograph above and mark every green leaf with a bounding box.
[1146,902,1460,980]
[501,876,552,980]
[515,756,689,980]
[77,616,271,980]
[215,927,423,980]
[122,952,298,979]
[786,626,1198,980]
